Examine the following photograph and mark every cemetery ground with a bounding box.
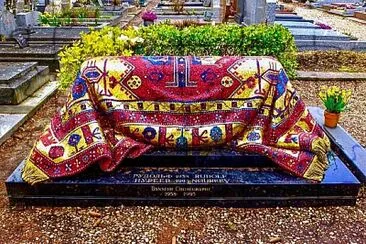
[2,1,366,243]
[0,78,366,243]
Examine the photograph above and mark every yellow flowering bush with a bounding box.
[58,26,142,89]
[319,86,352,113]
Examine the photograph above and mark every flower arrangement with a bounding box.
[318,86,352,127]
[141,11,157,22]
[314,22,332,30]
[319,86,352,113]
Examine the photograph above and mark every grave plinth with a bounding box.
[7,105,366,208]
[6,151,361,207]
[0,62,50,104]
[6,104,366,207]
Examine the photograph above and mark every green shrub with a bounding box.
[58,23,298,89]
[135,24,182,55]
[58,26,141,89]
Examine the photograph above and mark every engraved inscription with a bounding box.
[132,173,227,184]
[131,172,228,198]
[151,186,212,198]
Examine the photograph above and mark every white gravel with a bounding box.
[290,5,366,41]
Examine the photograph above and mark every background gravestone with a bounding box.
[266,0,276,23]
[16,11,40,27]
[0,0,16,38]
[235,0,275,25]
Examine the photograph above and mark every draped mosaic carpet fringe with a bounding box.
[304,137,331,181]
[22,161,49,185]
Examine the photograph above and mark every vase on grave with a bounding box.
[324,110,341,128]
[318,86,351,129]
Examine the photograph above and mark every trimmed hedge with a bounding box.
[59,24,298,89]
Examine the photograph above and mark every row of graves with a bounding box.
[274,1,366,51]
[152,0,366,51]
[0,0,139,71]
[0,0,142,145]
[152,0,277,25]
[310,0,366,20]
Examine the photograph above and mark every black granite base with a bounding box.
[309,107,366,183]
[6,107,366,207]
[6,153,360,207]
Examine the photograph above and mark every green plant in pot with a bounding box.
[319,86,352,128]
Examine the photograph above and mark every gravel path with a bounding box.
[0,79,365,243]
[289,4,366,41]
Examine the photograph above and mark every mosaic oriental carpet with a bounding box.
[22,56,331,184]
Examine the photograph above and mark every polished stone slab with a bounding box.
[0,113,27,145]
[0,62,37,83]
[276,14,304,20]
[295,40,366,51]
[275,14,313,22]
[289,28,350,41]
[6,107,364,207]
[0,45,63,72]
[0,80,58,114]
[6,152,360,207]
[275,21,320,29]
[309,107,366,183]
[0,65,49,104]
[122,150,273,168]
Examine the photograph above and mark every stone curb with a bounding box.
[296,71,366,81]
[0,81,58,145]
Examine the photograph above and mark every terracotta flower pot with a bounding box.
[324,110,340,128]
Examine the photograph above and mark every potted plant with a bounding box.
[142,11,157,26]
[318,86,352,128]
